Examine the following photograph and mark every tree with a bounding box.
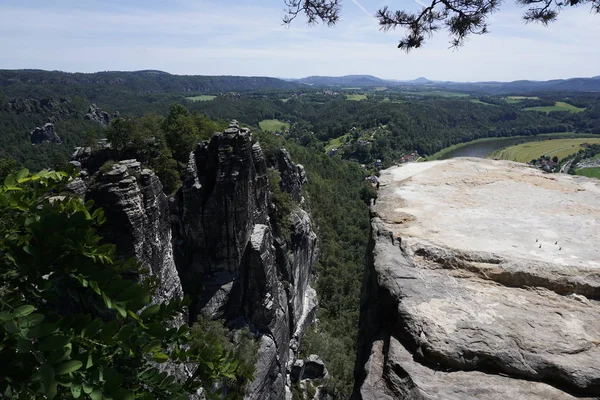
[106,118,137,151]
[0,167,254,399]
[282,0,600,50]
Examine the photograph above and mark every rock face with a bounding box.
[85,159,184,304]
[354,158,600,400]
[85,104,118,125]
[30,122,61,144]
[171,121,318,399]
[72,120,318,399]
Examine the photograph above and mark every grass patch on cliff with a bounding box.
[491,138,600,163]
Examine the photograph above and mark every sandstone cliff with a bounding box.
[75,121,319,399]
[354,158,600,400]
[171,121,318,399]
[84,159,184,305]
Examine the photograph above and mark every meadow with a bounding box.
[186,95,217,102]
[523,101,586,114]
[346,94,368,101]
[259,119,290,132]
[491,138,600,163]
[575,167,600,179]
[504,96,540,103]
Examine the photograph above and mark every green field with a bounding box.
[186,95,217,102]
[505,96,540,104]
[281,98,290,103]
[325,134,349,152]
[523,101,586,114]
[346,94,368,101]
[259,119,290,132]
[491,138,600,163]
[575,167,600,179]
[403,91,469,98]
[470,99,497,106]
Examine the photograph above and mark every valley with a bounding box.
[1,69,600,399]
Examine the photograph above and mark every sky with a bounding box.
[0,0,598,82]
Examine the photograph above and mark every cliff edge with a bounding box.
[354,158,600,399]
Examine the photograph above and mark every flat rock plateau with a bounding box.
[354,158,600,400]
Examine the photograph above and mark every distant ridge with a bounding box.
[295,74,600,93]
[1,69,599,95]
[0,69,300,96]
[297,75,387,87]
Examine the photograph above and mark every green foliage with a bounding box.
[0,157,20,181]
[99,160,116,174]
[0,168,254,399]
[190,316,259,396]
[282,141,370,398]
[359,183,378,206]
[267,169,295,240]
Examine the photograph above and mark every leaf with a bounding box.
[152,353,169,363]
[139,304,160,320]
[47,344,72,364]
[89,280,101,294]
[46,381,58,400]
[143,339,162,354]
[71,383,82,398]
[96,319,120,343]
[16,338,31,353]
[102,292,112,309]
[114,302,127,318]
[55,360,83,375]
[0,311,11,322]
[39,335,70,351]
[16,168,29,182]
[116,322,136,341]
[111,388,134,400]
[103,367,124,394]
[27,322,58,339]
[4,320,20,334]
[23,313,45,328]
[90,388,102,400]
[82,382,94,394]
[41,363,55,388]
[15,304,35,316]
[85,353,94,369]
[4,174,16,187]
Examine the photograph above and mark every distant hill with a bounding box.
[0,69,300,97]
[297,75,388,87]
[294,74,600,93]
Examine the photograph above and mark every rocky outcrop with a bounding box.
[277,148,307,202]
[354,158,600,400]
[85,159,184,304]
[171,121,318,399]
[30,123,61,144]
[292,355,329,382]
[85,104,118,125]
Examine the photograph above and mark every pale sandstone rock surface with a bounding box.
[354,158,600,399]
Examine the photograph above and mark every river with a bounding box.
[439,137,540,159]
